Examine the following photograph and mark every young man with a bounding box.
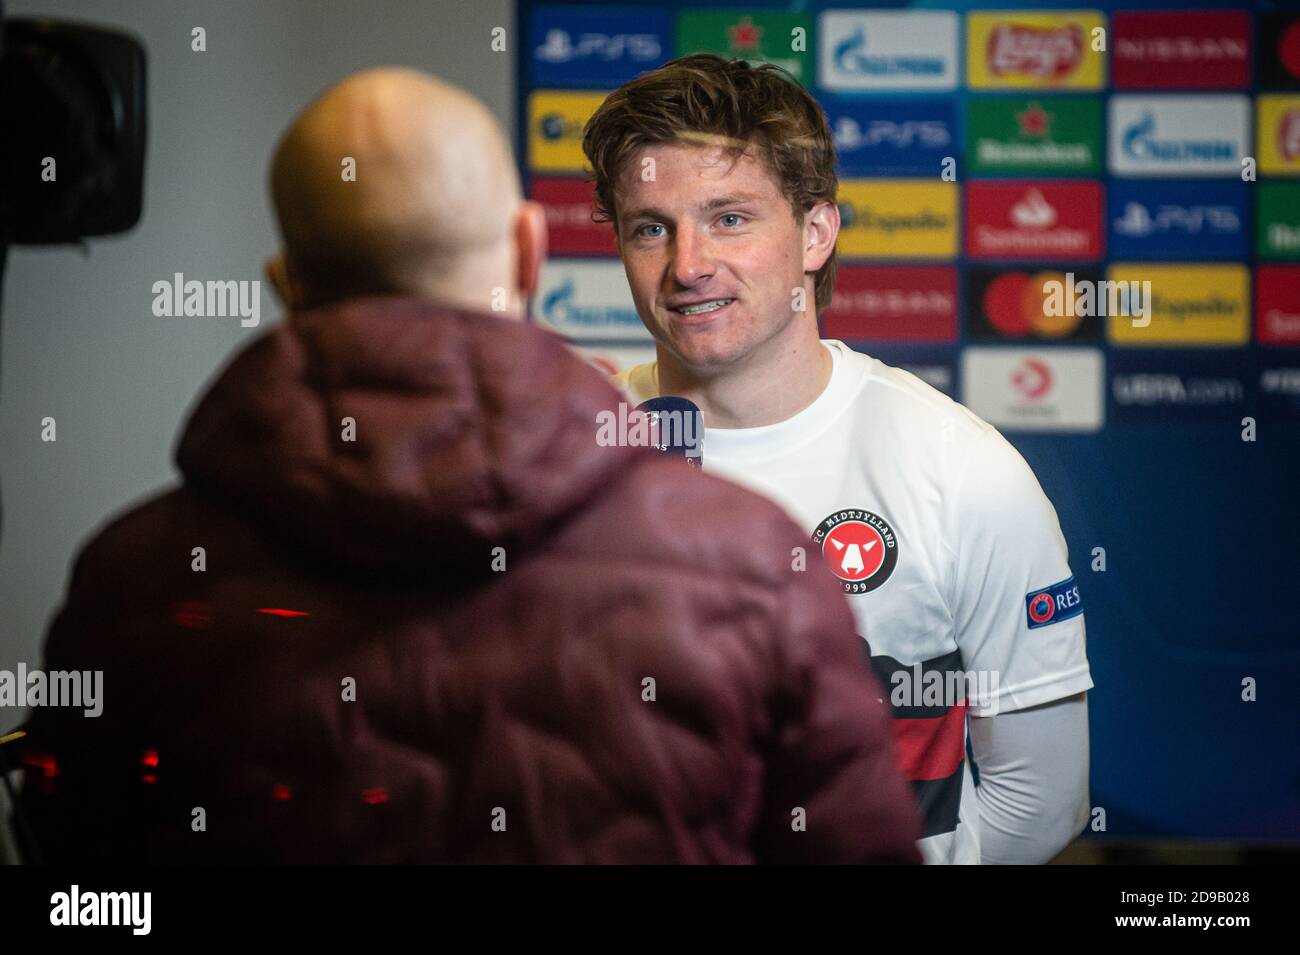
[584,54,1094,864]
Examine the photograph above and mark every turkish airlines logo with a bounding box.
[987,24,1083,79]
[813,509,899,594]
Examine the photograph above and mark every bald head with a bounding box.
[269,67,543,314]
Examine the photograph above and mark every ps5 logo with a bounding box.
[535,30,661,64]
[1113,202,1240,237]
[835,117,950,151]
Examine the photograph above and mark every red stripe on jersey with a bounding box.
[891,702,967,781]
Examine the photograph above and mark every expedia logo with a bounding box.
[839,202,951,234]
[528,91,607,173]
[1024,576,1083,629]
[539,113,581,142]
[813,509,899,595]
[836,180,958,259]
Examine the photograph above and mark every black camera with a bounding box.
[0,4,146,244]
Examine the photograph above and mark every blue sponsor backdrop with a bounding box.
[1108,181,1249,260]
[515,0,1300,843]
[528,6,671,88]
[827,100,957,175]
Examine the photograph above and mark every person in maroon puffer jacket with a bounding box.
[16,68,920,863]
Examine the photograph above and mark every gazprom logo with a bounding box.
[543,279,640,329]
[1122,113,1235,163]
[818,11,958,92]
[1108,96,1248,176]
[834,27,945,78]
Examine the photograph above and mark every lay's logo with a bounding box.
[968,12,1104,90]
[990,24,1082,78]
[1257,96,1300,175]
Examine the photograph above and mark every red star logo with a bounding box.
[1016,102,1052,138]
[728,16,763,51]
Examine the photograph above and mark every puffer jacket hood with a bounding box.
[176,296,640,571]
[20,296,922,864]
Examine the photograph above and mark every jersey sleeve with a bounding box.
[946,425,1093,717]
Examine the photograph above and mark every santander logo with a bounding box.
[1010,188,1058,229]
[988,23,1083,78]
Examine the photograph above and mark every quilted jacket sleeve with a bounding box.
[753,556,923,864]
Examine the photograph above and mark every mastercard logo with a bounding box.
[981,270,1084,338]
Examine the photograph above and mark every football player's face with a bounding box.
[613,140,814,372]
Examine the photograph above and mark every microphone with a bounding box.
[635,396,703,467]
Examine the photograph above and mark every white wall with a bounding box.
[0,0,517,735]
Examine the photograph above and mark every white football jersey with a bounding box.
[614,339,1094,864]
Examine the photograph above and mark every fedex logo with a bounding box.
[1025,576,1083,629]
